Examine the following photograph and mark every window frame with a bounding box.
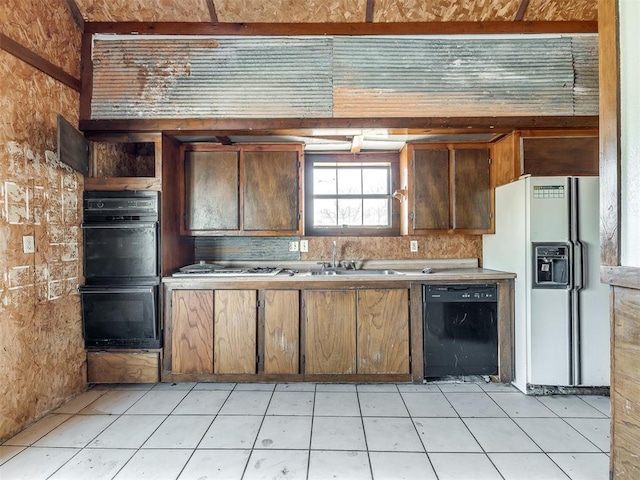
[304,152,400,236]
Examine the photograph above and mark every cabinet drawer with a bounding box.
[87,351,160,383]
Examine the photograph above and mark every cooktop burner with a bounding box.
[173,265,283,277]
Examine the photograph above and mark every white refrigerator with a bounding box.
[483,176,610,393]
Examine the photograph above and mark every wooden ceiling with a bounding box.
[71,0,596,24]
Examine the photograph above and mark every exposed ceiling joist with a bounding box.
[206,0,218,23]
[366,0,375,23]
[64,0,85,31]
[84,20,597,36]
[515,0,531,21]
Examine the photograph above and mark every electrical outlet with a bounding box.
[410,240,418,253]
[300,240,309,252]
[23,235,35,254]
[289,241,299,252]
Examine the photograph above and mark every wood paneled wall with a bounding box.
[599,0,640,478]
[0,0,85,442]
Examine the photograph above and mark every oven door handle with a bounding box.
[79,286,155,295]
[81,222,158,229]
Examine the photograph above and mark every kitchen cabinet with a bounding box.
[169,289,257,375]
[401,144,492,234]
[214,290,257,374]
[303,288,411,375]
[181,144,303,235]
[263,290,300,374]
[84,133,162,191]
[184,149,240,231]
[171,290,214,375]
[303,290,357,374]
[357,289,410,374]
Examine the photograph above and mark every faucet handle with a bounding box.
[343,260,357,270]
[316,261,331,269]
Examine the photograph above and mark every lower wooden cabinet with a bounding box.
[167,286,412,380]
[214,290,257,374]
[303,290,357,374]
[170,289,257,375]
[303,288,410,375]
[357,289,410,374]
[264,290,300,374]
[87,350,161,383]
[171,290,214,374]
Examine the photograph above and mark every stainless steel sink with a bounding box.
[308,269,403,276]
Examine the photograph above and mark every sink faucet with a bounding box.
[332,241,337,268]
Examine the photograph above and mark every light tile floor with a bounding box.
[0,382,610,480]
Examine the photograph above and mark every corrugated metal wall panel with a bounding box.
[332,37,575,117]
[571,36,599,115]
[90,34,598,119]
[91,37,333,118]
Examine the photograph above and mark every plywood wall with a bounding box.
[303,235,482,263]
[0,0,84,442]
[0,0,82,79]
[74,0,211,22]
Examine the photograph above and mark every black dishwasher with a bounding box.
[423,284,498,378]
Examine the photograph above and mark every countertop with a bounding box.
[162,258,516,286]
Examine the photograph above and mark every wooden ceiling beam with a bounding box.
[64,0,85,31]
[79,116,599,134]
[515,0,531,21]
[206,0,218,24]
[366,0,375,23]
[84,21,597,36]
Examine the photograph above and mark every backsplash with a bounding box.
[194,235,482,263]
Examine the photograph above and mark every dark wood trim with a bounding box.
[602,266,640,290]
[206,0,218,23]
[0,33,81,92]
[365,0,375,23]
[64,0,85,31]
[84,21,598,36]
[79,116,599,133]
[80,33,93,120]
[514,0,531,21]
[599,0,621,268]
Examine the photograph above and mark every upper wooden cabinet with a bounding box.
[401,144,492,235]
[84,133,162,191]
[180,144,303,235]
[491,130,599,187]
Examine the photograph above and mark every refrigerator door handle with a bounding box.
[573,241,585,292]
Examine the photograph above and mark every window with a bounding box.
[305,153,400,236]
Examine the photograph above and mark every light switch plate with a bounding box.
[288,241,299,252]
[23,235,35,253]
[410,240,418,253]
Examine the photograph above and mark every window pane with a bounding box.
[314,199,337,225]
[338,199,362,225]
[314,168,336,195]
[337,168,362,194]
[363,168,389,194]
[363,199,389,226]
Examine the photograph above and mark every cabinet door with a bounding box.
[304,290,356,374]
[264,290,300,374]
[214,290,257,374]
[171,290,214,374]
[357,289,410,374]
[243,150,300,232]
[413,149,450,230]
[452,149,491,230]
[184,150,239,231]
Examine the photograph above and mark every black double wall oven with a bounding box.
[80,191,161,349]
